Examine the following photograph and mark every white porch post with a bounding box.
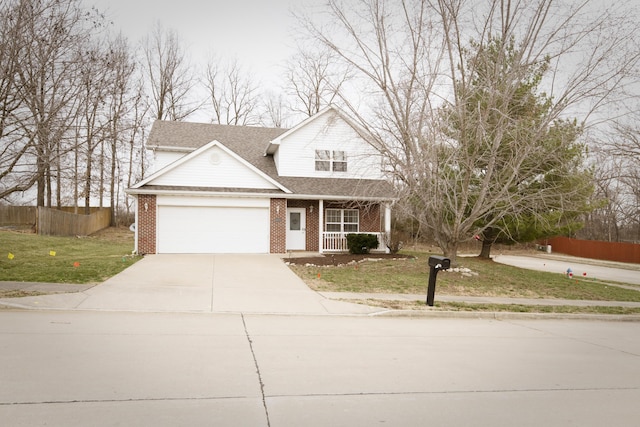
[319,199,324,253]
[384,203,391,254]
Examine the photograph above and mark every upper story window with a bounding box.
[315,150,347,172]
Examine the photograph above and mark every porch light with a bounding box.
[309,205,313,213]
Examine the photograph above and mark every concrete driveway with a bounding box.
[1,254,381,315]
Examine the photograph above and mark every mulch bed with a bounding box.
[283,253,415,266]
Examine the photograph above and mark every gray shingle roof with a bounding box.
[144,120,395,200]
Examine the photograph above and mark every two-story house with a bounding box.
[127,105,395,254]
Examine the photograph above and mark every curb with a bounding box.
[2,299,640,321]
[368,309,640,322]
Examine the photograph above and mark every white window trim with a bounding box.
[325,208,359,233]
[315,150,347,172]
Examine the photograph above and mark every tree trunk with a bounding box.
[478,227,498,259]
[441,241,459,267]
[84,148,92,215]
[110,132,117,226]
[56,143,61,208]
[99,141,104,208]
[36,141,46,207]
[74,140,79,214]
[45,161,52,208]
[479,239,493,259]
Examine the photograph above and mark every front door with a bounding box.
[286,208,306,250]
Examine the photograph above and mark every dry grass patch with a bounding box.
[288,252,640,302]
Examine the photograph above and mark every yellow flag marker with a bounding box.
[8,253,14,260]
[49,250,56,257]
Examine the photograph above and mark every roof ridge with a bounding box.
[155,119,289,132]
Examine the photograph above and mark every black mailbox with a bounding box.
[426,255,451,306]
[428,255,451,270]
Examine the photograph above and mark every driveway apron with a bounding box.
[2,254,379,315]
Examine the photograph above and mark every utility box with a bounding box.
[426,255,451,306]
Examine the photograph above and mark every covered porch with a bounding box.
[322,231,388,253]
[285,199,391,254]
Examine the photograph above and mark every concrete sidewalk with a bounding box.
[320,292,640,308]
[2,253,640,316]
[0,254,381,315]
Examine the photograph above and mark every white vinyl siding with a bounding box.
[149,145,278,190]
[274,109,383,179]
[152,151,186,173]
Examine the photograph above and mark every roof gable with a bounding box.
[265,105,378,155]
[132,140,290,193]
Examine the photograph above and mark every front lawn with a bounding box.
[288,252,640,302]
[0,227,139,284]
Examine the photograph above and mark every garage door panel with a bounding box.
[158,206,269,253]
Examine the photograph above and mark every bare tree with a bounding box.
[77,38,114,214]
[143,22,198,121]
[302,0,640,263]
[263,92,288,128]
[285,47,350,117]
[123,80,150,220]
[587,115,640,242]
[580,148,624,242]
[0,0,148,217]
[104,35,136,224]
[2,0,101,206]
[204,56,262,126]
[0,0,33,200]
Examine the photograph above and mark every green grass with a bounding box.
[354,299,640,315]
[290,252,640,302]
[0,228,139,284]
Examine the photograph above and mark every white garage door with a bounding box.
[157,205,270,253]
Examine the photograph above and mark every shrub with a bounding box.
[346,233,379,254]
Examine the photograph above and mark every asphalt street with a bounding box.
[1,310,639,426]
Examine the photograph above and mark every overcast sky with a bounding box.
[87,0,306,85]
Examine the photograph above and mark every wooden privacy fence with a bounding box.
[37,208,111,236]
[545,236,640,264]
[0,206,111,237]
[0,206,37,225]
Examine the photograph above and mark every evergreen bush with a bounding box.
[346,234,379,254]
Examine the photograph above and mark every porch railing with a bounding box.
[322,232,386,253]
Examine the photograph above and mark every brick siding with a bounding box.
[270,198,287,253]
[360,204,381,233]
[137,196,380,255]
[137,194,156,254]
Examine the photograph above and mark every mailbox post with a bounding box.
[426,255,451,306]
